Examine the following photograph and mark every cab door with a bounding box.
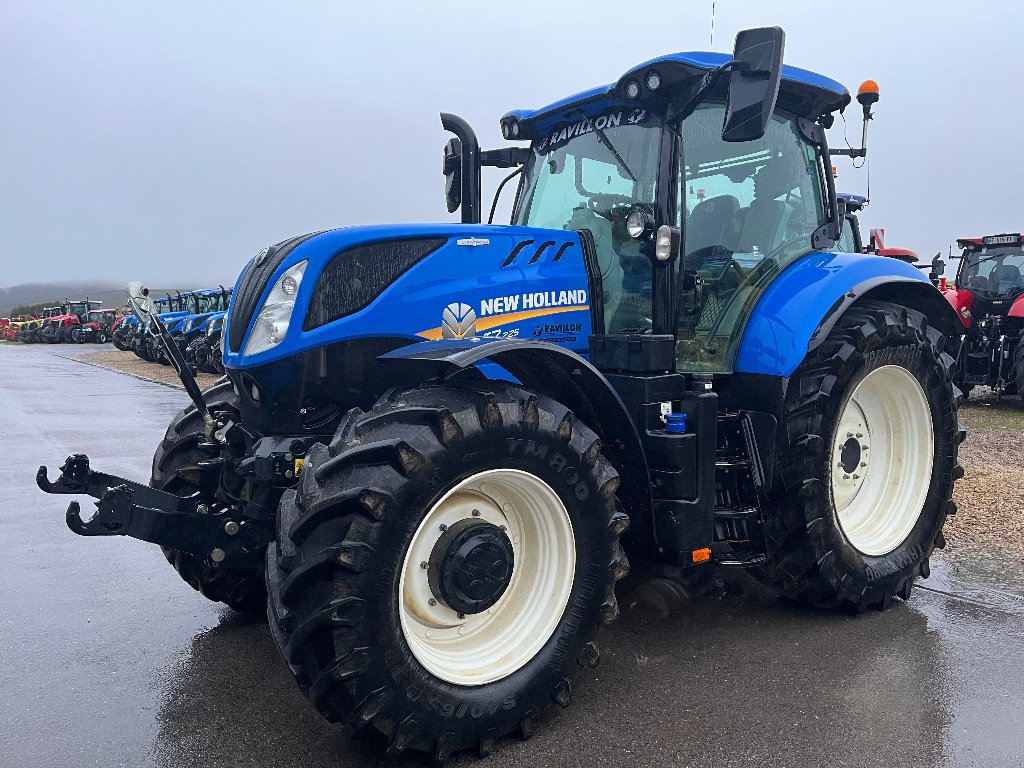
[676,102,831,373]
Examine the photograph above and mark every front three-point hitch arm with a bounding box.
[36,454,270,566]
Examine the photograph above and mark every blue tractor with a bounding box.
[39,28,964,762]
[132,293,191,361]
[187,309,228,374]
[157,287,233,367]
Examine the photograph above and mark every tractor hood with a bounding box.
[180,311,219,335]
[223,224,592,369]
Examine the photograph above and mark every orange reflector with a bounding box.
[858,79,879,96]
[692,548,711,563]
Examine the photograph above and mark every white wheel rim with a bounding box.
[398,469,575,686]
[830,364,934,556]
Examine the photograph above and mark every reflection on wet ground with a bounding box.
[147,559,1024,768]
[3,346,1024,767]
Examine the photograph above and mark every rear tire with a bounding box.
[266,382,628,760]
[758,300,964,610]
[150,377,266,612]
[1014,334,1024,403]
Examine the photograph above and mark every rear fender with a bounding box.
[737,252,963,377]
[381,338,654,550]
[1010,294,1024,318]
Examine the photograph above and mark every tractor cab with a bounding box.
[67,299,103,324]
[75,308,120,343]
[476,42,900,375]
[953,234,1024,308]
[944,233,1024,394]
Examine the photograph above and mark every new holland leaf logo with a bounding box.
[442,303,477,339]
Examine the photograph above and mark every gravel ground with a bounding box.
[72,348,223,390]
[72,350,1024,562]
[948,388,1024,563]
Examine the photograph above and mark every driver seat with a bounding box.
[685,194,740,270]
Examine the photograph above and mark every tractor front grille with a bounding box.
[228,231,324,352]
[303,238,446,330]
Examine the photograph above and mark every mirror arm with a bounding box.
[668,60,739,124]
[480,147,530,169]
[441,113,481,224]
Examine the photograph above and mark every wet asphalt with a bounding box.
[2,344,1023,768]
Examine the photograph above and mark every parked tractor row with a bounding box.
[3,300,121,344]
[37,27,983,762]
[116,287,231,374]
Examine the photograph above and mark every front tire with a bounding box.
[150,377,266,612]
[759,300,964,610]
[266,382,628,760]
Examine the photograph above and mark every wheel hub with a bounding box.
[429,519,514,614]
[839,436,862,474]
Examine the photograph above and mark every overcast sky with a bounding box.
[2,0,1022,287]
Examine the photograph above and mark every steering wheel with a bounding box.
[587,194,639,220]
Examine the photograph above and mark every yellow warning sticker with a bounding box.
[294,458,304,476]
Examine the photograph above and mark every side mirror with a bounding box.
[442,137,462,214]
[440,113,481,224]
[722,26,786,142]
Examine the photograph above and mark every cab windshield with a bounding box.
[961,246,1024,297]
[513,107,662,333]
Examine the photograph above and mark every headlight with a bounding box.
[243,260,308,355]
[183,318,194,332]
[207,317,223,337]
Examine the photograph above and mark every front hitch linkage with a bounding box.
[37,454,268,566]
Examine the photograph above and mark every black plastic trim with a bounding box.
[501,239,534,268]
[529,240,555,264]
[552,242,574,262]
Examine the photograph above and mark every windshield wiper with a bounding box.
[569,109,636,182]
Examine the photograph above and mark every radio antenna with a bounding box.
[710,1,716,47]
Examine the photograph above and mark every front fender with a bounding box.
[736,252,956,377]
[382,337,654,550]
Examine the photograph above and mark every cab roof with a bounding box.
[957,233,1024,249]
[504,51,851,137]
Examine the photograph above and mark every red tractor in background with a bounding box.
[37,314,80,343]
[866,227,920,265]
[944,233,1024,398]
[73,308,120,344]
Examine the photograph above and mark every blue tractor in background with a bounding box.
[131,293,191,361]
[157,287,232,367]
[40,28,964,762]
[187,309,228,374]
